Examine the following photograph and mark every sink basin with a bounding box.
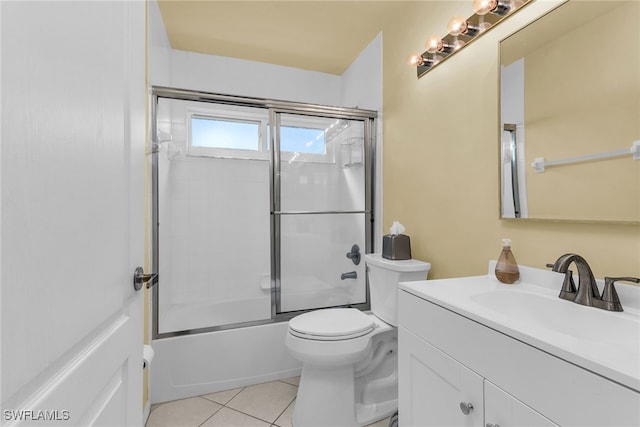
[399,262,640,392]
[471,289,640,355]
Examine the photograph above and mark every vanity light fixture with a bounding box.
[409,0,532,78]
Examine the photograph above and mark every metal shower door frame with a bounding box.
[150,87,377,339]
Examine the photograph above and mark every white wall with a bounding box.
[340,33,384,250]
[148,0,171,86]
[341,33,383,111]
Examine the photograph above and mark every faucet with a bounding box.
[341,271,357,280]
[549,253,600,307]
[549,253,640,312]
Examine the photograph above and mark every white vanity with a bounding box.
[398,262,640,426]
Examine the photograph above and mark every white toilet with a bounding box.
[285,253,431,427]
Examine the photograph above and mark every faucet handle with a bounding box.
[559,270,576,301]
[600,277,639,312]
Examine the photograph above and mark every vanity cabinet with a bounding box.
[399,326,556,426]
[398,289,640,426]
[484,380,557,427]
[399,326,484,426]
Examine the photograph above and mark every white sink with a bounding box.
[399,262,640,392]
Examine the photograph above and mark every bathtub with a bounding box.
[150,320,301,403]
[150,278,363,403]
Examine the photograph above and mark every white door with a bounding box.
[1,1,146,426]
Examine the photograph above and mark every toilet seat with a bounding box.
[288,308,375,341]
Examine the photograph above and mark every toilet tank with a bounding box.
[364,253,431,326]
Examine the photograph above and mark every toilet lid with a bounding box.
[289,308,375,341]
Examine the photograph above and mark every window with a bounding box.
[187,107,333,162]
[191,116,260,151]
[280,126,326,155]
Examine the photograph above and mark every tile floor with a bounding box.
[146,377,390,427]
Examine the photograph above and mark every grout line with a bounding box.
[200,386,245,405]
[197,400,224,427]
[219,405,276,426]
[272,396,296,427]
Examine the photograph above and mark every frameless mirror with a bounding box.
[499,0,639,223]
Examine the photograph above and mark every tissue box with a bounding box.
[382,234,411,260]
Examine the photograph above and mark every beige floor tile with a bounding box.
[366,417,391,427]
[279,376,300,387]
[201,387,243,405]
[201,407,271,427]
[226,380,298,423]
[273,399,295,427]
[145,397,221,427]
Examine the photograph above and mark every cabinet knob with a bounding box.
[459,402,474,415]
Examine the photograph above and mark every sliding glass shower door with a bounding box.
[151,88,375,338]
[273,112,370,313]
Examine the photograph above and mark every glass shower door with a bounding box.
[154,96,272,336]
[273,112,371,313]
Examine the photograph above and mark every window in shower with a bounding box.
[191,116,260,150]
[280,126,325,154]
[188,111,329,161]
[187,106,269,160]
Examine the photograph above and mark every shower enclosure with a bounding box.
[151,87,376,338]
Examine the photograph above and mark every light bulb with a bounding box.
[407,52,424,66]
[425,35,443,54]
[447,16,468,36]
[473,0,497,15]
[474,0,512,16]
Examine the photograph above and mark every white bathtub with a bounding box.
[150,278,363,403]
[150,320,301,403]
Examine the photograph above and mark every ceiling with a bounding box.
[157,1,405,75]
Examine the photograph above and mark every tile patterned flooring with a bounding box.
[146,377,390,427]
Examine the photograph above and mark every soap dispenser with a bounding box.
[495,238,520,284]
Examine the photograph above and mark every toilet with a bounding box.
[285,253,431,427]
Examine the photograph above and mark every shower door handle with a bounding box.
[133,266,159,291]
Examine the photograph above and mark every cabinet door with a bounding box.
[399,327,484,427]
[485,380,559,427]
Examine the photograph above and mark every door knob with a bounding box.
[133,266,158,291]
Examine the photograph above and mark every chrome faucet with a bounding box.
[549,253,640,312]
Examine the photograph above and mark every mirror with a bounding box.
[499,1,639,223]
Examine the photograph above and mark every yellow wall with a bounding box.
[381,1,640,280]
[524,2,639,222]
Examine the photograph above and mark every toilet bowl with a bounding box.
[285,253,431,427]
